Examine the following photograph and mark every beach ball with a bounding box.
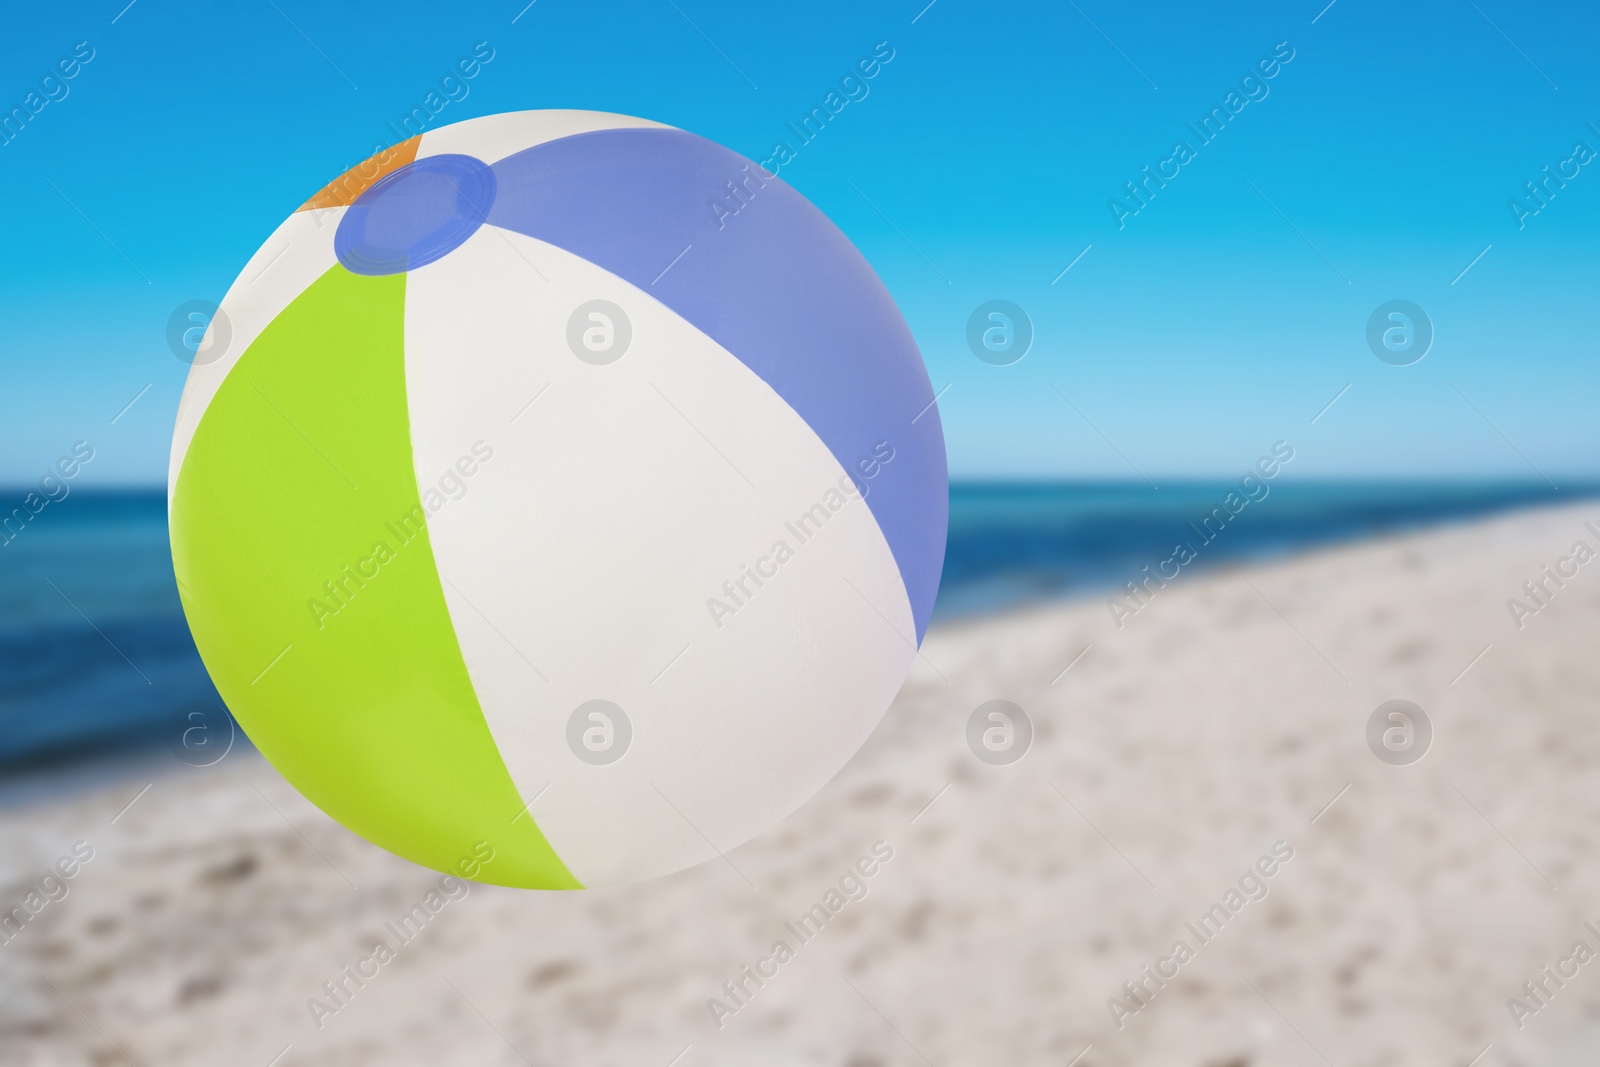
[168,111,947,889]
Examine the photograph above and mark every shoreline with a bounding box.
[4,495,1597,798]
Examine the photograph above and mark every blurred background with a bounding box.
[2,1,1598,1065]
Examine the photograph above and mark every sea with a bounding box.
[0,481,1586,771]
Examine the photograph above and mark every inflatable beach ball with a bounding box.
[169,111,947,889]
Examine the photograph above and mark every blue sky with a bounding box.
[1,0,1595,485]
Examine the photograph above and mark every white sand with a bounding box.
[5,501,1600,1067]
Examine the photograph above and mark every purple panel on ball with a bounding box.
[335,154,496,276]
[485,127,947,640]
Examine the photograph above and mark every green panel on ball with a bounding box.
[171,264,581,890]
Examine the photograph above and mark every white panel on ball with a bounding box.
[402,224,918,886]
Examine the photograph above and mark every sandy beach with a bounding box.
[5,500,1600,1067]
